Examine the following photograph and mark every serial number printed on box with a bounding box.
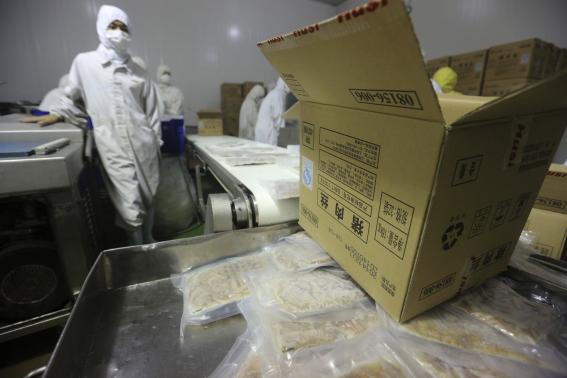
[349,89,423,110]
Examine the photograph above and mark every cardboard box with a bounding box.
[450,50,487,95]
[221,83,243,99]
[524,208,567,260]
[258,0,567,322]
[544,44,562,78]
[425,56,450,78]
[534,163,567,214]
[222,98,243,116]
[223,116,239,137]
[485,38,548,81]
[243,81,264,97]
[481,78,536,96]
[556,48,567,73]
[197,110,223,136]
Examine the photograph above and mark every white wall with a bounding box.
[338,0,567,58]
[0,0,336,124]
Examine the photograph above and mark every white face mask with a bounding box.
[104,29,131,51]
[160,74,171,85]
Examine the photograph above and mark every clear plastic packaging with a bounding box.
[450,278,561,345]
[208,329,262,378]
[176,252,269,331]
[223,155,277,166]
[261,177,299,200]
[266,232,336,272]
[381,299,567,372]
[247,269,367,318]
[395,329,565,378]
[238,298,384,377]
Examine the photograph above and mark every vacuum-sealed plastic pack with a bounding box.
[238,297,384,377]
[266,232,336,273]
[208,329,262,378]
[176,252,269,331]
[450,279,561,345]
[381,299,567,373]
[261,178,299,200]
[246,269,367,318]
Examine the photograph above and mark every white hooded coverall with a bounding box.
[39,74,69,111]
[51,5,161,232]
[156,64,184,116]
[239,85,265,140]
[255,78,289,145]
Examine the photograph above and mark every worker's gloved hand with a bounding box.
[21,114,62,127]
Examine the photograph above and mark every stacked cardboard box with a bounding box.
[221,83,243,137]
[258,0,567,322]
[197,110,223,136]
[449,50,487,95]
[425,56,450,78]
[482,38,560,96]
[524,164,567,260]
[557,49,567,72]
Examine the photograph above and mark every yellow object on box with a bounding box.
[524,208,567,260]
[432,67,459,94]
[425,56,450,78]
[534,163,567,214]
[257,0,567,322]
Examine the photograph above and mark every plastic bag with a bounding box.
[288,328,415,378]
[394,329,564,378]
[267,232,336,272]
[208,329,262,378]
[246,269,367,318]
[261,177,299,200]
[450,279,561,345]
[238,298,384,377]
[177,252,269,330]
[382,299,567,372]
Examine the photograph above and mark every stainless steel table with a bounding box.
[45,223,299,378]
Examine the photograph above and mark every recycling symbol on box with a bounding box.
[441,221,465,250]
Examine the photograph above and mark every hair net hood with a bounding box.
[157,64,172,84]
[96,5,130,62]
[433,67,458,94]
[246,85,265,101]
[58,74,70,89]
[275,77,290,93]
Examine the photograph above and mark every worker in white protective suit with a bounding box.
[156,64,184,116]
[22,5,161,245]
[239,85,265,140]
[38,74,69,111]
[255,78,289,145]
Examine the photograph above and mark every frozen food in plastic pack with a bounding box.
[248,269,367,318]
[382,301,567,372]
[261,178,299,200]
[238,298,387,378]
[177,252,268,329]
[267,232,336,272]
[289,328,415,378]
[450,278,560,345]
[208,330,262,378]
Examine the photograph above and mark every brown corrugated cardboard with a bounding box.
[257,0,567,322]
[485,38,548,81]
[243,81,264,97]
[221,83,243,99]
[524,208,567,260]
[544,44,562,78]
[197,110,223,136]
[222,98,243,116]
[223,116,239,137]
[481,78,536,97]
[534,163,567,214]
[556,49,567,73]
[426,56,450,78]
[450,50,487,95]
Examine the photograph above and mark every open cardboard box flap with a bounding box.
[259,0,567,129]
